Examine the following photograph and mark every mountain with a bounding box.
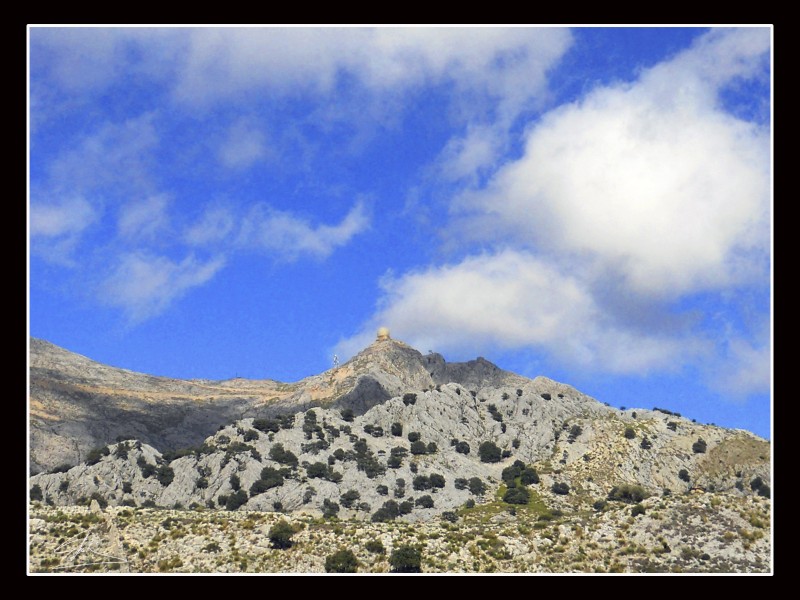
[28,332,771,573]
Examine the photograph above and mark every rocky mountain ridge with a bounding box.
[28,334,771,573]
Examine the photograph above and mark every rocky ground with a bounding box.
[28,489,771,573]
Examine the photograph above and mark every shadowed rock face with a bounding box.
[28,338,524,473]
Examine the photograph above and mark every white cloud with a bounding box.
[184,206,237,246]
[336,250,704,373]
[709,337,771,397]
[30,196,97,238]
[453,27,770,298]
[99,252,225,322]
[217,118,270,170]
[47,113,160,195]
[239,200,370,260]
[117,194,170,240]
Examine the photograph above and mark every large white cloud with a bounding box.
[336,249,705,373]
[453,27,770,298]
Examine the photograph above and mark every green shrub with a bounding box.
[243,429,259,442]
[325,549,358,573]
[269,443,298,467]
[365,539,385,554]
[520,467,539,485]
[225,489,248,511]
[468,477,487,496]
[415,495,434,508]
[678,469,690,483]
[631,504,646,517]
[340,489,361,508]
[340,408,355,422]
[454,478,467,490]
[692,438,707,454]
[455,441,471,455]
[551,482,570,495]
[253,418,280,433]
[593,499,607,511]
[503,486,530,505]
[391,422,403,436]
[464,498,475,509]
[667,421,678,431]
[410,441,428,455]
[624,427,636,439]
[402,393,417,406]
[640,437,652,449]
[376,485,389,496]
[269,520,296,549]
[229,474,241,491]
[387,455,403,469]
[478,441,502,463]
[156,465,174,486]
[322,499,340,519]
[59,480,69,493]
[429,473,446,488]
[90,491,108,509]
[413,475,431,491]
[30,484,43,502]
[390,545,422,573]
[427,442,438,453]
[86,446,110,466]
[407,432,421,443]
[608,483,649,503]
[122,481,133,493]
[749,476,764,491]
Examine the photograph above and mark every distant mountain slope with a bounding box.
[29,336,525,473]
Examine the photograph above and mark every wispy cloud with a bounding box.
[99,252,226,323]
[238,200,370,260]
[117,194,170,241]
[217,117,270,170]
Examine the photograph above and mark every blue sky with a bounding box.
[28,26,772,439]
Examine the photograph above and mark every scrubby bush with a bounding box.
[387,455,403,469]
[608,484,649,503]
[520,467,540,485]
[415,495,434,508]
[389,545,422,573]
[229,474,241,491]
[365,539,385,554]
[225,489,248,511]
[541,393,552,400]
[488,404,503,422]
[441,511,458,523]
[503,486,530,505]
[407,432,421,443]
[624,427,636,439]
[86,446,110,466]
[551,482,570,495]
[454,478,468,490]
[593,499,607,511]
[455,441,471,455]
[341,408,355,422]
[403,393,417,406]
[322,499,340,519]
[478,441,502,463]
[376,485,389,496]
[156,465,175,486]
[243,429,259,442]
[410,441,428,455]
[429,473,446,489]
[631,504,646,517]
[750,476,764,491]
[325,549,358,573]
[468,477,487,496]
[667,421,678,431]
[253,418,281,433]
[464,498,475,509]
[30,484,43,502]
[678,469,690,483]
[391,422,403,436]
[640,437,652,449]
[340,490,360,508]
[412,475,431,491]
[427,442,438,454]
[692,438,707,454]
[269,520,295,549]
